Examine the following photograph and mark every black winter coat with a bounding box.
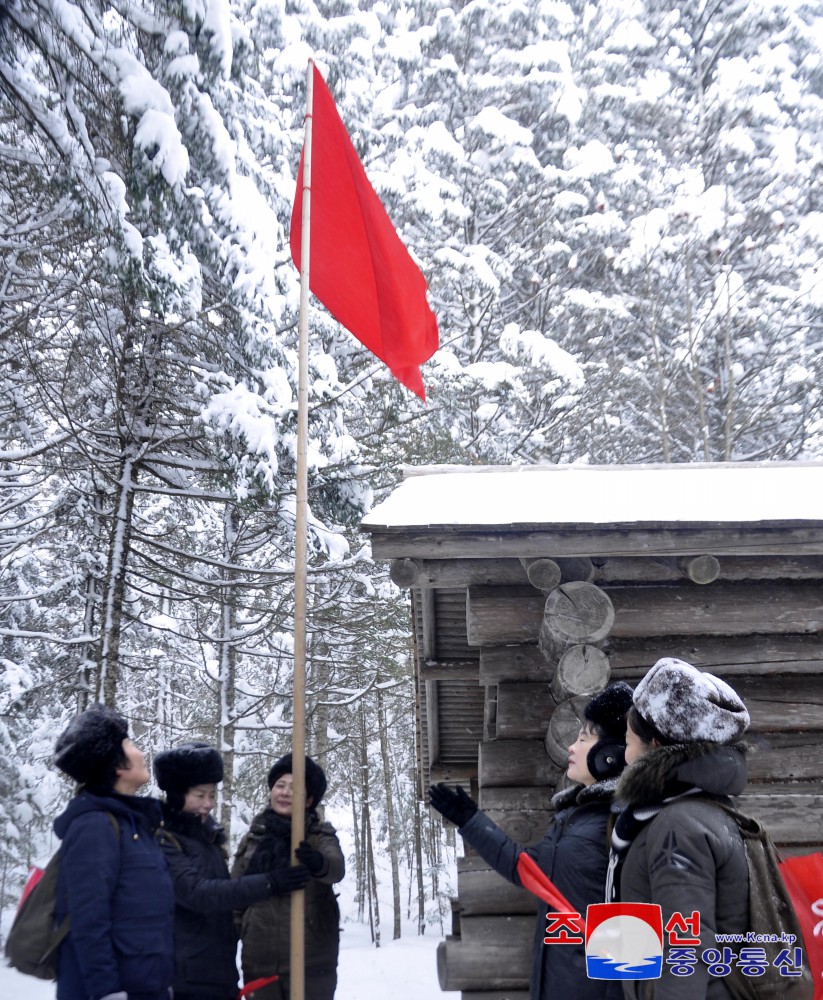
[156,807,275,999]
[458,779,622,1000]
[54,788,174,1000]
[614,741,750,1000]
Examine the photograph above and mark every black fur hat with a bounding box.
[584,682,634,738]
[54,704,129,787]
[267,753,327,807]
[584,682,634,781]
[154,742,224,792]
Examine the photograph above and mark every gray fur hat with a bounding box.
[54,704,129,787]
[154,741,224,791]
[633,657,750,743]
[267,753,327,807]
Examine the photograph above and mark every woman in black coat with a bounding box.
[429,683,634,1000]
[154,743,309,1000]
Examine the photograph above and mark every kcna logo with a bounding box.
[585,903,664,981]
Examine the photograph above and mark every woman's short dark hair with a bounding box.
[627,705,675,746]
[86,743,129,794]
[580,718,606,740]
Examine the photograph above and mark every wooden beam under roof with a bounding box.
[370,524,823,560]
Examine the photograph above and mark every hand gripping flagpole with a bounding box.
[290,58,314,1000]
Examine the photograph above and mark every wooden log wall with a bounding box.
[437,560,823,998]
[448,580,618,994]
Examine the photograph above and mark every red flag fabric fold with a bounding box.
[290,64,439,400]
[517,852,579,916]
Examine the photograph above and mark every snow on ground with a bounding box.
[0,962,51,999]
[338,920,445,998]
[0,926,445,1000]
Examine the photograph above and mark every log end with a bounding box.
[681,554,721,585]
[556,556,595,583]
[521,557,561,591]
[389,558,420,588]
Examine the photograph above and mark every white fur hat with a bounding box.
[633,657,750,743]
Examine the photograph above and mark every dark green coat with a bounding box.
[231,809,344,983]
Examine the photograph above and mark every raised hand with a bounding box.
[428,783,478,827]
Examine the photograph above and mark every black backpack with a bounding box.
[712,802,814,1000]
[5,813,119,981]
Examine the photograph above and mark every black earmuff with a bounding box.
[586,739,626,781]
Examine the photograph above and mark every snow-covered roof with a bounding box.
[363,462,823,530]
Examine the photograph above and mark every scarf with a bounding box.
[244,809,295,876]
[605,787,703,901]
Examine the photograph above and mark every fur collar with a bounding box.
[551,776,619,811]
[162,804,227,846]
[616,739,749,808]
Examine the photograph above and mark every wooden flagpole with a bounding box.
[290,58,314,1000]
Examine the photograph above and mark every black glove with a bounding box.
[429,783,477,827]
[268,864,310,895]
[295,840,325,876]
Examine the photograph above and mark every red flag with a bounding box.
[290,64,439,400]
[517,852,579,917]
[237,974,280,998]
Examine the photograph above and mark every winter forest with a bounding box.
[1,0,823,963]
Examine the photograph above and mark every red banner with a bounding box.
[780,852,823,998]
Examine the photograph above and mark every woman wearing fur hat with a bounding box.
[611,657,751,999]
[231,752,345,1000]
[53,704,174,1000]
[153,742,310,1000]
[430,682,634,1000]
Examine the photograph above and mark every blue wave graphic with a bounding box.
[586,955,663,980]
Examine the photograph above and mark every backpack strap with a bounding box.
[106,812,120,840]
[155,828,184,852]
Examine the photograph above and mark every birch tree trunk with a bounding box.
[414,790,426,935]
[365,788,381,949]
[360,700,380,946]
[97,453,137,706]
[349,775,365,922]
[377,683,402,940]
[308,619,330,772]
[77,490,105,710]
[218,504,239,837]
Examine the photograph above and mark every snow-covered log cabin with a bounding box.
[361,462,823,999]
